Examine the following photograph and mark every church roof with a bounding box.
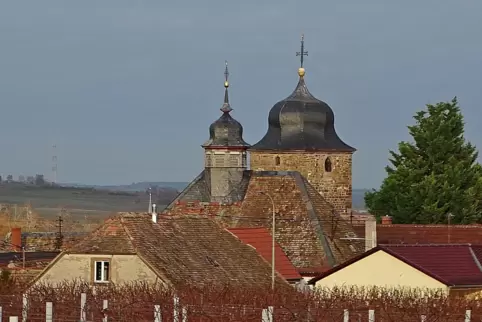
[164,171,364,274]
[250,36,354,152]
[202,61,250,149]
[250,72,355,152]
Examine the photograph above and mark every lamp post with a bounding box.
[148,188,152,213]
[259,191,275,291]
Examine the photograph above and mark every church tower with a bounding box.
[202,61,250,202]
[249,36,356,215]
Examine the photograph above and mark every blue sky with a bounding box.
[1,1,482,188]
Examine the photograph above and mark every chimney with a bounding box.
[364,218,377,251]
[11,227,22,252]
[151,204,157,223]
[381,215,393,225]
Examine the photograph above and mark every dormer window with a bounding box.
[275,156,281,165]
[324,157,332,172]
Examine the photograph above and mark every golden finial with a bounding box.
[298,67,306,77]
[224,60,229,88]
[296,34,308,78]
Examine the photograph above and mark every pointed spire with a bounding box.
[296,34,308,78]
[220,60,233,113]
[288,35,317,101]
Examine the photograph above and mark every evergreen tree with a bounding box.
[365,97,482,224]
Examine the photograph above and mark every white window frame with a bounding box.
[93,260,110,283]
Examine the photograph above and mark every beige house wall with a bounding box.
[314,250,447,292]
[34,254,160,286]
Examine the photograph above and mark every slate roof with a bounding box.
[309,244,482,287]
[202,62,250,149]
[250,75,355,152]
[165,171,364,275]
[228,227,302,281]
[67,213,289,289]
[352,224,482,244]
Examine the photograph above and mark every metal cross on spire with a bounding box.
[296,34,308,68]
[221,60,232,113]
[224,60,229,83]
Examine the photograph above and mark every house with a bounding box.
[228,227,302,283]
[354,215,482,245]
[163,42,364,279]
[30,213,290,289]
[308,244,482,298]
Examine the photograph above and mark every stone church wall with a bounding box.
[249,151,353,215]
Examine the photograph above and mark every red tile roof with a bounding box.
[383,244,482,286]
[310,244,482,287]
[228,227,302,281]
[352,224,482,244]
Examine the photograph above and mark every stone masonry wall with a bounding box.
[250,151,353,216]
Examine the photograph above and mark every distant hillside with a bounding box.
[0,182,179,220]
[64,181,189,192]
[64,182,369,210]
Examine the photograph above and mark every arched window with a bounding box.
[275,156,280,165]
[324,157,332,172]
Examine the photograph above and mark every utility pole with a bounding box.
[55,214,63,251]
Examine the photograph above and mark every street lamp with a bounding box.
[148,188,152,213]
[259,191,276,291]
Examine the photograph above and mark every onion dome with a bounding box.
[250,36,355,152]
[202,61,250,149]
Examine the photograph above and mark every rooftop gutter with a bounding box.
[448,285,482,290]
